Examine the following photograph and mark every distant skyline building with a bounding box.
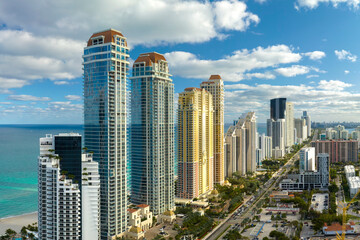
[285,102,294,148]
[38,135,81,240]
[130,52,175,214]
[258,133,272,164]
[200,75,225,185]
[268,98,287,158]
[177,87,214,199]
[295,118,308,142]
[224,112,257,176]
[299,147,315,173]
[323,125,349,140]
[270,98,286,120]
[268,118,286,158]
[83,29,130,238]
[302,111,311,137]
[311,140,359,163]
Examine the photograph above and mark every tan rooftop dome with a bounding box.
[87,29,126,47]
[211,189,219,195]
[184,87,202,92]
[134,52,167,66]
[129,226,142,234]
[209,75,222,80]
[163,210,175,216]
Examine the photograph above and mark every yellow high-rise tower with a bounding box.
[201,75,225,184]
[177,88,214,199]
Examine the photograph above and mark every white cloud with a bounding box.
[345,70,350,74]
[165,45,302,81]
[225,84,253,90]
[0,0,258,46]
[0,30,83,60]
[0,77,30,93]
[296,0,360,9]
[0,0,260,92]
[306,74,320,78]
[0,101,83,123]
[65,95,82,101]
[245,72,276,80]
[275,65,310,77]
[317,80,352,91]
[8,95,51,101]
[335,49,357,62]
[214,0,260,31]
[54,81,71,85]
[48,101,82,112]
[304,51,326,60]
[0,54,79,80]
[0,30,83,91]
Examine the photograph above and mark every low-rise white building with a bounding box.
[348,176,360,197]
[345,165,356,179]
[128,204,153,232]
[323,222,355,235]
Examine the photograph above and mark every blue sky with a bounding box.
[0,0,359,124]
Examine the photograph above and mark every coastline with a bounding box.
[0,212,37,235]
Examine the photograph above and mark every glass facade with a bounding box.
[83,30,129,239]
[54,135,82,184]
[270,98,287,120]
[130,53,175,214]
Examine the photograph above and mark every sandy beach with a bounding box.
[0,212,37,235]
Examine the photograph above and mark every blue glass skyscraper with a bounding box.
[130,52,175,215]
[83,29,129,239]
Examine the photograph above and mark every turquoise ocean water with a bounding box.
[0,125,83,219]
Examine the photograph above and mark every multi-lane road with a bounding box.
[204,131,318,240]
[204,152,300,240]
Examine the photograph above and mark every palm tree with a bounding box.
[5,228,16,238]
[20,226,27,237]
[28,233,35,240]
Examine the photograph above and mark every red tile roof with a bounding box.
[136,204,149,208]
[87,29,126,47]
[184,87,202,91]
[127,208,138,213]
[134,52,166,66]
[323,222,355,231]
[209,75,221,80]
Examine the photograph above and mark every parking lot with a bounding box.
[239,208,301,239]
[310,193,329,212]
[144,218,183,239]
